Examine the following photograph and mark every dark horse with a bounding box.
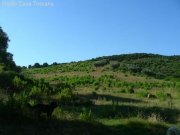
[28,102,58,118]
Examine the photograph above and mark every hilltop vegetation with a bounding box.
[25,53,180,81]
[0,27,180,135]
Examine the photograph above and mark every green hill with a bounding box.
[24,53,180,81]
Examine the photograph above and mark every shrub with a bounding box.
[0,71,17,92]
[117,89,126,93]
[141,68,156,77]
[110,62,120,70]
[147,113,163,122]
[156,91,167,101]
[0,64,5,72]
[79,108,94,121]
[138,90,148,97]
[128,65,142,73]
[121,89,126,93]
[59,88,73,102]
[29,86,42,98]
[126,87,135,94]
[17,91,29,104]
[13,76,27,91]
[94,59,109,67]
[94,86,99,91]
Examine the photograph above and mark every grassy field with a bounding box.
[0,54,180,135]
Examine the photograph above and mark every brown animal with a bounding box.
[28,102,58,118]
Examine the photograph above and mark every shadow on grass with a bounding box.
[0,99,169,135]
[62,104,180,123]
[110,120,167,135]
[96,105,180,123]
[79,93,144,103]
[0,118,168,135]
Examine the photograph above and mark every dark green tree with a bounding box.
[0,27,16,71]
[33,63,41,68]
[42,62,49,67]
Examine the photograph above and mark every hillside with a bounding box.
[1,52,180,135]
[22,53,180,118]
[24,53,180,81]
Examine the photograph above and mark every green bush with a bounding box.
[29,86,42,98]
[126,87,135,94]
[94,59,109,67]
[117,89,126,93]
[94,86,99,91]
[79,107,94,121]
[13,76,27,90]
[156,91,167,101]
[59,88,73,102]
[138,90,148,97]
[110,62,120,70]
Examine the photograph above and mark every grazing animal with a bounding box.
[147,93,156,99]
[28,102,58,118]
[166,126,180,135]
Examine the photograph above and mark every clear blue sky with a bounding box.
[0,0,180,66]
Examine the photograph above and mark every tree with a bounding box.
[0,27,9,52]
[0,27,16,71]
[28,65,32,69]
[33,63,41,68]
[42,62,49,67]
[52,62,58,66]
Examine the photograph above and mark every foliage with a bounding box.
[156,91,167,101]
[59,88,74,102]
[13,76,27,90]
[0,27,17,71]
[79,107,94,121]
[29,86,42,98]
[92,53,180,80]
[138,90,148,97]
[126,87,135,94]
[94,59,109,67]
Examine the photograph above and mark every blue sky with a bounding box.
[0,0,180,66]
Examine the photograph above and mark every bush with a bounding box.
[110,62,120,70]
[94,59,109,67]
[59,88,73,102]
[13,76,27,91]
[141,69,156,77]
[79,107,94,121]
[94,86,99,91]
[0,64,5,73]
[117,89,126,93]
[0,71,17,91]
[138,90,148,97]
[29,86,42,98]
[127,87,135,94]
[156,91,167,101]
